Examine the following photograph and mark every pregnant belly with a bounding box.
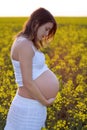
[34,70,59,99]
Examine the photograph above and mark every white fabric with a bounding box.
[11,36,49,86]
[4,94,47,130]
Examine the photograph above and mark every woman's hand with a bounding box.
[46,97,55,106]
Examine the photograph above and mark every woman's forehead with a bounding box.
[42,22,53,28]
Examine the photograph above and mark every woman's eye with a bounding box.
[45,28,50,31]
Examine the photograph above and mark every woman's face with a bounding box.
[36,22,53,41]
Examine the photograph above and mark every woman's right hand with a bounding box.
[46,97,55,106]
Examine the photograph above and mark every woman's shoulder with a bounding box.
[16,36,32,44]
[15,36,34,50]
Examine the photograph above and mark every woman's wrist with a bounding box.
[42,98,55,106]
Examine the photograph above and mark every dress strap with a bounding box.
[32,45,37,53]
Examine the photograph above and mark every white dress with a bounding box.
[4,94,47,130]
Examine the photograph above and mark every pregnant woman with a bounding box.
[4,7,59,130]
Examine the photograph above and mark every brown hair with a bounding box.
[17,7,57,49]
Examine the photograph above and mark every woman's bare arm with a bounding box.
[17,39,54,106]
